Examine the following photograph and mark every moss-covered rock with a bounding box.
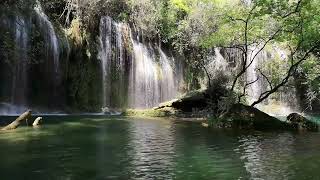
[287,113,307,123]
[287,113,319,131]
[214,103,290,130]
[154,90,209,113]
[123,109,173,117]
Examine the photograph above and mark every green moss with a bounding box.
[123,109,171,117]
[65,37,102,112]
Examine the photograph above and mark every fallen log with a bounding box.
[1,110,32,131]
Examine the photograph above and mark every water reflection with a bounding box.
[1,117,320,179]
[172,123,248,179]
[128,118,175,179]
[237,133,295,180]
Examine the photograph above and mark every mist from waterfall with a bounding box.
[99,16,182,109]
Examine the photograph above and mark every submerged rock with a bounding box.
[201,122,209,127]
[101,107,110,113]
[101,107,122,115]
[215,104,289,130]
[287,113,318,131]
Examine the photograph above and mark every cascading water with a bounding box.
[129,41,161,108]
[0,2,65,115]
[99,16,112,108]
[206,48,230,77]
[200,48,232,90]
[34,3,60,75]
[34,2,65,109]
[159,48,178,101]
[12,16,29,106]
[129,36,182,108]
[98,16,182,109]
[0,16,32,115]
[246,48,269,104]
[99,16,129,108]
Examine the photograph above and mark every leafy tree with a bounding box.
[199,0,320,107]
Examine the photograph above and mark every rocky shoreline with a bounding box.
[123,92,319,132]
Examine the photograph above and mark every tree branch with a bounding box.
[246,28,283,70]
[282,0,303,18]
[199,60,212,88]
[238,77,259,103]
[251,41,320,107]
[258,68,273,89]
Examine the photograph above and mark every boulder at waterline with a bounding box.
[33,117,43,127]
[101,107,110,114]
[124,109,171,117]
[287,113,319,131]
[101,107,123,115]
[155,90,208,112]
[214,104,290,130]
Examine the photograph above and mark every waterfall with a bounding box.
[246,48,269,104]
[11,16,29,106]
[0,2,66,115]
[99,16,112,108]
[129,41,161,108]
[159,48,178,101]
[34,3,60,75]
[99,16,129,108]
[201,48,231,90]
[99,16,181,109]
[34,2,64,108]
[206,48,230,76]
[129,37,181,108]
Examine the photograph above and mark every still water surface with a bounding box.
[0,116,320,180]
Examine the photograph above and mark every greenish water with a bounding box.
[1,116,320,180]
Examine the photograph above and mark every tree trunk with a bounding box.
[1,110,32,131]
